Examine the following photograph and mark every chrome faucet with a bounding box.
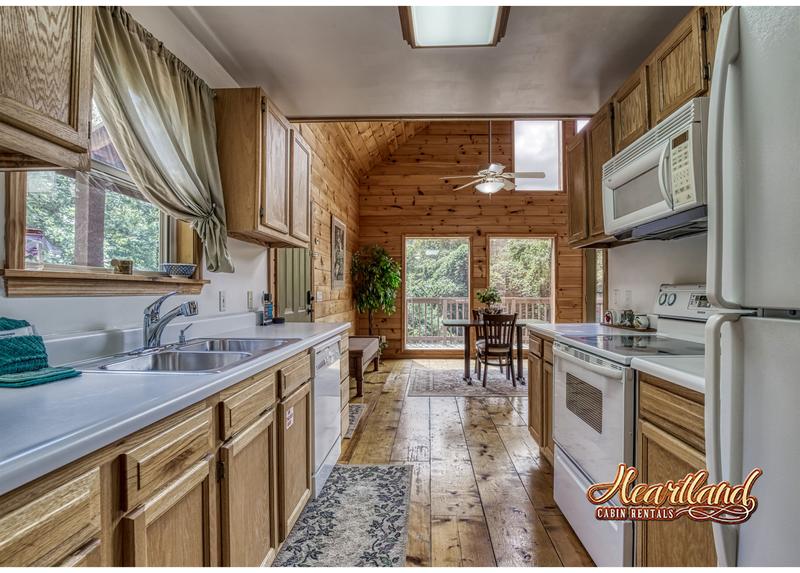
[143,292,199,349]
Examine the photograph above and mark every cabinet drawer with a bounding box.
[339,336,349,354]
[543,340,554,364]
[638,373,705,453]
[528,332,543,357]
[122,408,214,511]
[339,378,350,409]
[339,354,349,382]
[340,405,349,437]
[278,354,311,398]
[219,372,277,440]
[0,468,101,566]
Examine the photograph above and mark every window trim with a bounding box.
[2,172,207,297]
[511,119,564,192]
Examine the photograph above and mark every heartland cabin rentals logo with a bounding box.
[587,464,763,524]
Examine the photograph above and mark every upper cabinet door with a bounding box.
[566,131,589,245]
[586,104,614,239]
[648,8,708,124]
[262,99,290,233]
[0,6,93,170]
[289,131,311,243]
[613,66,650,153]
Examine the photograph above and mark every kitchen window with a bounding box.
[3,103,205,297]
[513,120,562,191]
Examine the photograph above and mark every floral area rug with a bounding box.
[344,403,366,439]
[408,366,527,397]
[274,464,412,567]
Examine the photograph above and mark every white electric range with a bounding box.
[551,284,716,567]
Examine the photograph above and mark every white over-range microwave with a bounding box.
[602,97,709,240]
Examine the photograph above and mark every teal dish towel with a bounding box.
[0,366,81,388]
[0,317,81,386]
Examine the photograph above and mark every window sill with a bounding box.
[1,269,209,297]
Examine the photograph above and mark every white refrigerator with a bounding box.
[705,6,800,567]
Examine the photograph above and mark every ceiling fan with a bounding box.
[440,121,545,194]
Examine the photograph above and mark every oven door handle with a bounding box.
[553,347,624,380]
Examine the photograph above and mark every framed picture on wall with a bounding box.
[331,215,346,289]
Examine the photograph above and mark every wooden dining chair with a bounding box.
[476,313,517,387]
[471,309,483,375]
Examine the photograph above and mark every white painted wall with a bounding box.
[0,7,269,339]
[607,234,708,314]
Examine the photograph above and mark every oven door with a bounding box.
[552,343,634,484]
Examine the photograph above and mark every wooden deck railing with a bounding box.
[405,295,552,348]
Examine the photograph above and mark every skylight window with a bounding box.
[399,6,509,48]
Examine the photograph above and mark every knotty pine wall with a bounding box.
[296,123,360,330]
[358,121,584,357]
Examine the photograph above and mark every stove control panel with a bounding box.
[653,284,720,320]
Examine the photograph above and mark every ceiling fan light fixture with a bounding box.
[476,180,504,194]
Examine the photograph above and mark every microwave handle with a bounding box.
[657,142,674,209]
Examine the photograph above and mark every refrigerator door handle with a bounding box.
[705,312,742,567]
[707,7,741,309]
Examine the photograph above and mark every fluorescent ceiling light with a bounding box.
[400,6,509,48]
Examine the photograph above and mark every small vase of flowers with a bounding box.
[476,286,503,315]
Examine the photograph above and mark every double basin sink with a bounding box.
[80,337,301,374]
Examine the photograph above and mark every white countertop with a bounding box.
[631,355,705,394]
[0,321,350,496]
[526,322,628,338]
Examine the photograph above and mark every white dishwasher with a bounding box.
[312,337,342,497]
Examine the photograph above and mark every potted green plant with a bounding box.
[476,286,503,315]
[351,245,402,336]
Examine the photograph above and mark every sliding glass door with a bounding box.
[404,237,470,350]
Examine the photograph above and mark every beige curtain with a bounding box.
[93,6,233,273]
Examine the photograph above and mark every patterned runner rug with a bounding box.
[274,464,412,567]
[408,366,527,397]
[345,403,366,439]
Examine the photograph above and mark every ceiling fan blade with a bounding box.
[503,179,515,191]
[440,175,481,180]
[453,179,484,191]
[504,171,546,179]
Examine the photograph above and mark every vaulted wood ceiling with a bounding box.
[298,121,429,180]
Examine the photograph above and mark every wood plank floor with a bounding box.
[338,358,594,567]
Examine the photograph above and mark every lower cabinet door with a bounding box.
[219,409,279,567]
[635,421,716,566]
[121,456,217,567]
[278,381,313,541]
[542,360,555,464]
[527,352,544,445]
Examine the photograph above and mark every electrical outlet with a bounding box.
[246,290,254,311]
[316,290,324,301]
[624,290,633,307]
[218,290,226,312]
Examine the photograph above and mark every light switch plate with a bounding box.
[246,290,254,311]
[218,290,226,312]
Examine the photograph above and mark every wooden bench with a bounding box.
[348,336,380,397]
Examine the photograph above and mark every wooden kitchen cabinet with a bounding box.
[566,131,589,245]
[704,7,728,82]
[0,6,93,171]
[214,88,308,248]
[121,456,218,566]
[277,381,313,541]
[0,468,100,566]
[586,103,614,241]
[290,130,312,243]
[635,372,716,567]
[527,352,544,445]
[542,358,555,464]
[527,332,554,465]
[219,410,279,567]
[57,538,102,567]
[613,66,650,153]
[647,8,708,125]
